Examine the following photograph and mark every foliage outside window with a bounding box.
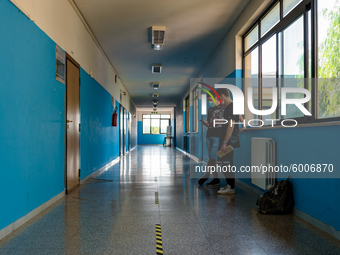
[142,114,170,134]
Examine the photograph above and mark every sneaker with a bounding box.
[206,179,220,187]
[217,185,235,194]
[198,178,208,185]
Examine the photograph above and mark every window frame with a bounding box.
[142,114,171,135]
[242,0,340,125]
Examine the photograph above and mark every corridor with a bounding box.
[1,146,340,255]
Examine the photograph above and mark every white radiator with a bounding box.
[251,138,276,190]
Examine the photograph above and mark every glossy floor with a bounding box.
[1,146,340,254]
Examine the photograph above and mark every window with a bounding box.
[243,0,340,124]
[261,3,280,37]
[244,47,259,124]
[192,87,199,132]
[283,0,303,17]
[185,96,190,132]
[262,34,277,124]
[142,114,170,134]
[279,15,304,119]
[244,25,259,52]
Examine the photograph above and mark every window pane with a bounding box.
[151,119,160,134]
[160,120,169,134]
[262,35,277,125]
[195,93,198,132]
[279,15,305,119]
[317,0,340,118]
[151,114,160,119]
[261,3,280,37]
[283,0,303,17]
[161,114,170,119]
[143,114,150,118]
[244,47,260,124]
[245,25,259,51]
[143,119,150,134]
[307,10,312,113]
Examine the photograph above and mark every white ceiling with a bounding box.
[74,0,250,108]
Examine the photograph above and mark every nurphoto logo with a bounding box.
[199,82,311,128]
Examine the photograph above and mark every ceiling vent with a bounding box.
[152,26,166,50]
[152,82,160,90]
[152,64,162,74]
[152,93,159,98]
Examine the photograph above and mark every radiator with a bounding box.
[251,138,276,190]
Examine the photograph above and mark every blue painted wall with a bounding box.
[235,125,340,230]
[0,0,132,233]
[0,0,65,230]
[137,121,167,145]
[80,69,120,179]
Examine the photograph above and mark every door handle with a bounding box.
[67,120,73,123]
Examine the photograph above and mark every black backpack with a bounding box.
[256,176,295,214]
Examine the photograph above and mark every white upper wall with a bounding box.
[199,0,271,79]
[11,0,134,112]
[137,108,174,121]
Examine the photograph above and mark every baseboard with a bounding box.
[236,179,340,240]
[80,156,120,184]
[175,147,200,163]
[0,190,65,240]
[293,208,340,240]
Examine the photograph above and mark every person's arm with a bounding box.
[200,119,209,127]
[239,115,246,133]
[221,120,234,151]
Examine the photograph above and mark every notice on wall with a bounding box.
[55,45,65,84]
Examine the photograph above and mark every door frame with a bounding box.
[64,52,81,194]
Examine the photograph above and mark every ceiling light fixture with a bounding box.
[152,64,162,74]
[152,82,160,90]
[152,26,166,50]
[154,44,162,50]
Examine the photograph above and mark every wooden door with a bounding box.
[65,55,80,193]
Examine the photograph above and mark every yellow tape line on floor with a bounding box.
[156,224,163,254]
[155,192,159,205]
